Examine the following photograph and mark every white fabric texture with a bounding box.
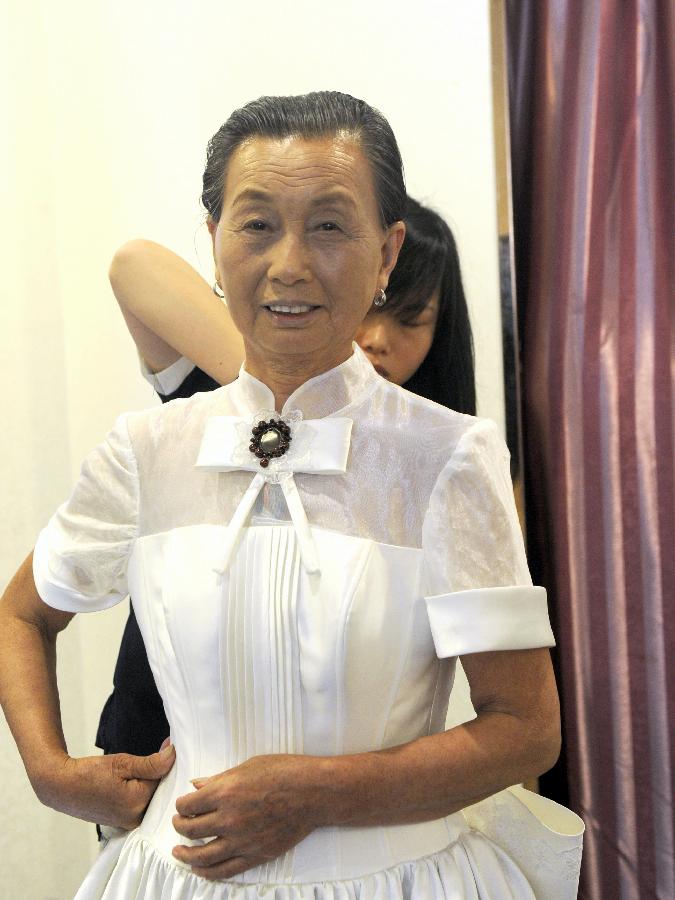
[425,586,554,657]
[33,345,583,898]
[139,353,196,394]
[197,414,353,576]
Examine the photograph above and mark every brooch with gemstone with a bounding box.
[249,418,292,468]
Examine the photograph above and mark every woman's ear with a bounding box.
[207,217,220,281]
[379,221,406,288]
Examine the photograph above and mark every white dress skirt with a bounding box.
[34,346,584,899]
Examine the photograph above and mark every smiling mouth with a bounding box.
[264,303,319,315]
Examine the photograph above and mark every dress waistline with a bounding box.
[137,767,468,884]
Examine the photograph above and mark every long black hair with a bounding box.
[383,197,476,415]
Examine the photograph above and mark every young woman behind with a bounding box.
[357,196,474,414]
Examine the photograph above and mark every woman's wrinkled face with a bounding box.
[209,135,404,375]
[355,292,439,385]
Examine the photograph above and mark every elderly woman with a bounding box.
[0,92,582,899]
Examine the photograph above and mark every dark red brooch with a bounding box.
[249,418,292,468]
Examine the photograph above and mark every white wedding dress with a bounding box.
[34,346,583,899]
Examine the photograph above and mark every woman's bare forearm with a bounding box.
[0,554,176,827]
[109,239,244,382]
[311,710,559,830]
[310,648,560,828]
[314,647,560,828]
[0,554,72,796]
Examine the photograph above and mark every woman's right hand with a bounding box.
[0,555,175,830]
[36,744,176,830]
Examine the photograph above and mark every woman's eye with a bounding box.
[403,319,431,329]
[244,220,268,232]
[317,222,340,232]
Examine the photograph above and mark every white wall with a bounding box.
[0,1,501,895]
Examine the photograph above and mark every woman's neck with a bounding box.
[243,343,354,411]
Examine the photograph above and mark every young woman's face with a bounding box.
[355,292,439,385]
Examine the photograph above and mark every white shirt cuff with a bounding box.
[424,585,555,657]
[139,354,196,395]
[33,528,125,613]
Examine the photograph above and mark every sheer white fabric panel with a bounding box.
[34,359,523,619]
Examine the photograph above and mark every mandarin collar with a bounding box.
[230,343,378,420]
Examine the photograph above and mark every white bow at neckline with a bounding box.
[195,414,353,575]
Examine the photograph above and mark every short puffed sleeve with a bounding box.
[33,414,139,613]
[422,418,554,657]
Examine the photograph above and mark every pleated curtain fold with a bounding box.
[506,2,674,898]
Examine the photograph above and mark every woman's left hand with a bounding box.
[171,754,324,880]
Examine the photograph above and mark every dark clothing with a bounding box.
[95,604,169,756]
[158,365,220,403]
[95,364,220,756]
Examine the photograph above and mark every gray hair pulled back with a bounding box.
[201,91,406,228]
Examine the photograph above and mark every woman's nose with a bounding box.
[357,319,392,357]
[267,233,311,285]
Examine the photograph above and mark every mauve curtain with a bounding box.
[506,3,674,899]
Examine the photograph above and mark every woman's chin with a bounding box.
[246,328,354,371]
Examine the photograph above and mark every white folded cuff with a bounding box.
[424,585,554,657]
[139,354,196,395]
[33,528,124,613]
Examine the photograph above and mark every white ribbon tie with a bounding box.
[195,415,353,576]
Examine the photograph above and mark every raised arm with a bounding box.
[109,239,244,382]
[0,554,174,828]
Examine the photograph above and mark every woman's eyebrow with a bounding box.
[229,188,357,212]
[308,190,358,211]
[230,188,274,208]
